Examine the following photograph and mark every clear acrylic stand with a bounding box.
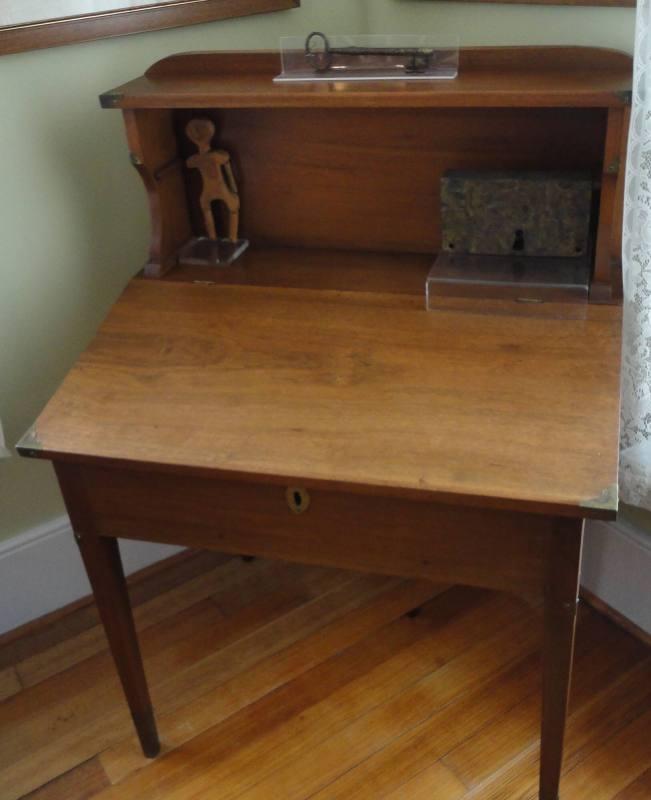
[178,237,249,267]
[425,253,590,318]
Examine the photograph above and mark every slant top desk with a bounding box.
[18,47,630,800]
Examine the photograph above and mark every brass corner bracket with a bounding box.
[614,89,633,106]
[581,482,618,513]
[15,426,43,459]
[99,91,123,109]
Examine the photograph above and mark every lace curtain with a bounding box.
[621,0,651,511]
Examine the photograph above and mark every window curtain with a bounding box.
[621,0,651,511]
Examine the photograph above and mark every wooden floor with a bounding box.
[1,551,649,800]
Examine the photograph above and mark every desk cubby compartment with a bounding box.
[110,48,628,302]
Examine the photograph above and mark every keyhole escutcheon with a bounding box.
[286,486,311,514]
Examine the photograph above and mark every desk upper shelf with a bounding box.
[99,46,631,300]
[100,47,632,110]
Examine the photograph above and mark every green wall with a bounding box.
[366,0,634,52]
[0,0,635,542]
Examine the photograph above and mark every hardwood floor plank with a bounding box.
[1,601,225,800]
[559,706,651,799]
[280,628,542,800]
[18,757,109,800]
[101,574,430,784]
[211,561,354,616]
[612,766,651,799]
[97,585,475,797]
[0,665,22,702]
[0,550,227,672]
[0,603,99,673]
[92,589,533,800]
[15,556,268,688]
[441,607,647,788]
[147,571,388,715]
[460,655,651,799]
[381,762,466,800]
[126,551,230,606]
[0,562,341,800]
[303,653,541,800]
[98,622,436,797]
[5,558,646,800]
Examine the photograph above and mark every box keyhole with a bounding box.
[512,229,525,252]
[286,486,310,514]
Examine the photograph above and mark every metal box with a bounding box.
[440,171,593,258]
[427,170,594,316]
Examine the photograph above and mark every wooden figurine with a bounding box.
[185,118,240,241]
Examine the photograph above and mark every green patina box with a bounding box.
[440,171,593,258]
[428,170,595,315]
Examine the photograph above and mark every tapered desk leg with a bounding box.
[539,518,583,800]
[55,462,160,757]
[76,533,160,757]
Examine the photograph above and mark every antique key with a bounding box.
[304,31,436,74]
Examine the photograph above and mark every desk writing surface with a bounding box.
[27,277,621,518]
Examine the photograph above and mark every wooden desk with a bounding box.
[18,47,629,800]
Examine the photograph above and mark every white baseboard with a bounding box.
[582,518,651,636]
[0,516,182,636]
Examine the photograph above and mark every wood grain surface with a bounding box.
[59,462,552,596]
[105,47,629,289]
[8,45,632,800]
[171,247,434,294]
[122,109,193,276]
[0,0,299,56]
[178,107,605,255]
[101,47,632,110]
[2,553,649,800]
[24,274,621,517]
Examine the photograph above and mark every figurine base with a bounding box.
[178,237,249,267]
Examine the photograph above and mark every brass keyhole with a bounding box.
[286,486,310,514]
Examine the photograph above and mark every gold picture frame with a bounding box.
[0,0,299,55]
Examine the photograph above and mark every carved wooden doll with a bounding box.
[185,118,240,242]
